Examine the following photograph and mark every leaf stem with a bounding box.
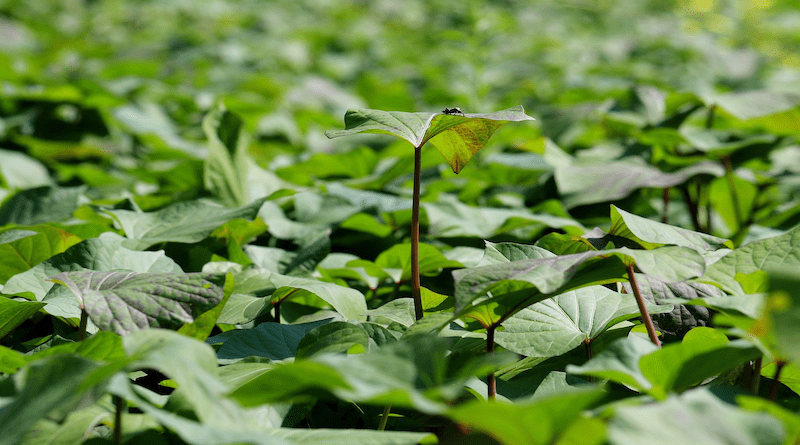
[751,357,762,395]
[411,145,423,321]
[661,187,669,224]
[378,405,391,431]
[79,307,88,341]
[487,325,496,401]
[626,264,661,347]
[769,360,786,401]
[681,184,703,233]
[113,395,124,445]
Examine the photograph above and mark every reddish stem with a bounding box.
[411,145,423,320]
[626,264,661,347]
[769,360,787,401]
[487,325,496,400]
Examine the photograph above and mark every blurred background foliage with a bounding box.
[1,0,799,233]
[3,0,798,139]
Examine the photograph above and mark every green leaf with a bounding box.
[178,273,234,341]
[0,148,52,190]
[609,205,733,251]
[607,388,783,445]
[105,197,267,250]
[702,225,800,294]
[0,185,86,226]
[109,329,291,445]
[203,103,250,207]
[325,106,534,173]
[766,265,800,364]
[209,319,330,361]
[638,327,760,399]
[2,232,182,317]
[623,273,720,337]
[495,285,671,359]
[350,243,462,284]
[0,296,45,340]
[230,335,514,413]
[50,271,225,335]
[0,225,82,284]
[708,174,758,235]
[424,195,583,239]
[712,90,800,120]
[446,388,606,445]
[295,321,371,358]
[0,355,117,445]
[267,428,435,445]
[554,160,723,208]
[454,246,706,314]
[269,272,368,321]
[19,402,115,445]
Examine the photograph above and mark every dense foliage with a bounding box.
[1,0,800,443]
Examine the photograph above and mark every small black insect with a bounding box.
[442,107,464,115]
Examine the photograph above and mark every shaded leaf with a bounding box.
[0,296,45,340]
[446,388,606,445]
[295,321,371,358]
[209,319,331,361]
[0,186,86,226]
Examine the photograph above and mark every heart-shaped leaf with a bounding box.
[495,285,671,359]
[49,271,225,335]
[325,106,534,173]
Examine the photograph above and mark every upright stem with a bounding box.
[626,264,661,347]
[680,185,703,233]
[113,395,124,444]
[378,405,391,431]
[411,145,423,321]
[661,188,669,224]
[751,357,762,395]
[487,325,497,401]
[584,338,595,383]
[78,307,88,340]
[769,360,787,401]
